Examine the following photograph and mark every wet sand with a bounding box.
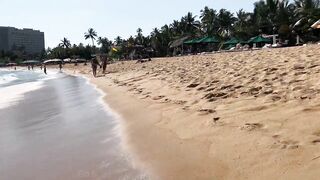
[64,44,320,180]
[0,73,146,180]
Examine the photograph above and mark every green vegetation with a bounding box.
[1,0,319,64]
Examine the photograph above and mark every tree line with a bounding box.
[1,0,320,63]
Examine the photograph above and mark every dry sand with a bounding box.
[65,44,320,180]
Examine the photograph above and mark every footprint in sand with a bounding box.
[152,95,165,100]
[240,123,264,131]
[198,108,216,115]
[311,139,320,144]
[187,83,200,88]
[271,139,300,150]
[197,86,206,91]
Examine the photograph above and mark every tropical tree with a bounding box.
[59,37,71,49]
[234,9,254,39]
[216,9,237,39]
[181,12,201,36]
[84,28,98,47]
[200,6,218,36]
[97,37,112,53]
[135,28,144,45]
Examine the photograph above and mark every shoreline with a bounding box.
[3,44,320,179]
[0,70,146,179]
[65,69,225,179]
[63,45,320,179]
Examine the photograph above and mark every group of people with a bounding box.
[26,63,62,75]
[91,54,108,77]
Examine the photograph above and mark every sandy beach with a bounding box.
[64,44,320,180]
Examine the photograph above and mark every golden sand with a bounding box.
[65,44,320,180]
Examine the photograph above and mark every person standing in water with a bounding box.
[59,63,62,71]
[43,64,47,74]
[101,55,108,74]
[91,57,101,77]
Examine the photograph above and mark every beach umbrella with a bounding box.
[63,58,71,62]
[247,36,272,44]
[169,36,190,48]
[75,59,87,63]
[223,37,244,45]
[6,63,17,66]
[196,36,219,43]
[44,59,62,64]
[311,19,320,29]
[22,60,40,64]
[184,39,200,44]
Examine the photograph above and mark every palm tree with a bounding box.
[294,0,320,22]
[181,12,201,36]
[216,9,236,39]
[84,28,98,47]
[114,36,123,46]
[97,37,112,53]
[59,37,71,48]
[200,6,218,36]
[170,20,183,37]
[135,28,144,45]
[234,9,254,39]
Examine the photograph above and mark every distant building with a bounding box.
[0,26,45,54]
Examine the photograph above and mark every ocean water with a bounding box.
[0,69,147,180]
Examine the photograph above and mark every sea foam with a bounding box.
[0,81,44,109]
[0,73,18,85]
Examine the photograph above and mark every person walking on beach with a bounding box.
[59,63,63,71]
[31,64,34,70]
[91,57,101,77]
[28,65,30,70]
[101,55,108,74]
[43,64,47,74]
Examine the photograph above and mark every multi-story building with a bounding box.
[0,26,45,54]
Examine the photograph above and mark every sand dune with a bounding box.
[65,44,320,180]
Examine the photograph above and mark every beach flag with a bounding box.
[112,47,118,52]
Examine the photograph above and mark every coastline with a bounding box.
[64,69,226,180]
[0,69,147,179]
[62,44,320,179]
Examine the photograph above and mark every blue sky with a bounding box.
[1,0,257,48]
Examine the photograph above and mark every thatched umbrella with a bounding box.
[169,36,190,48]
